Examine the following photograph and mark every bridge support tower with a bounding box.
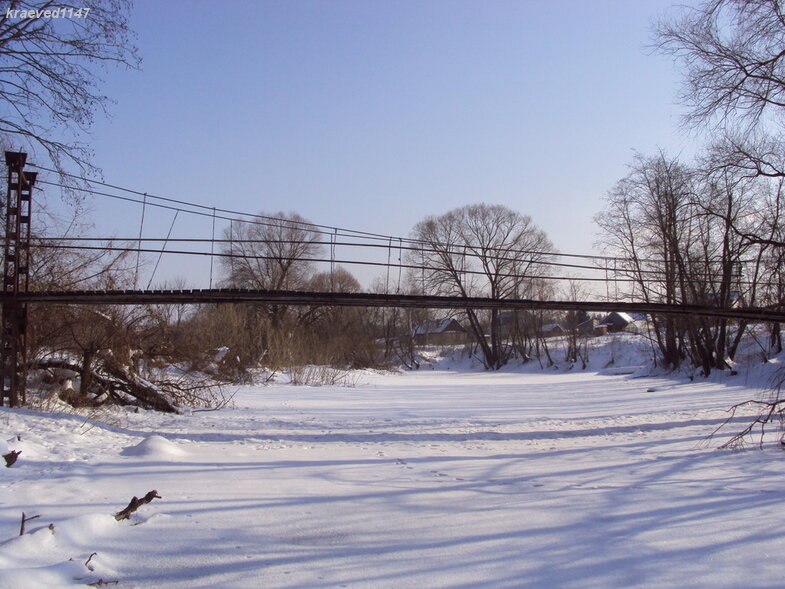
[1,152,35,407]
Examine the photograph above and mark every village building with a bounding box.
[411,318,471,346]
[538,323,564,338]
[600,312,648,333]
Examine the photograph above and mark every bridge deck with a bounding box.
[2,289,784,323]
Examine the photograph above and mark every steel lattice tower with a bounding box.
[1,152,35,406]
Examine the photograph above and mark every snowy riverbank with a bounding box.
[0,362,783,588]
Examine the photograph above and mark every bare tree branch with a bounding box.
[0,0,140,176]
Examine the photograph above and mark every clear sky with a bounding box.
[66,0,698,287]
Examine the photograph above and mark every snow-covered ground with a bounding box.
[1,354,784,588]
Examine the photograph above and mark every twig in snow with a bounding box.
[85,552,98,571]
[19,512,40,535]
[114,490,161,521]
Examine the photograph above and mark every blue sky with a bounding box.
[70,0,697,287]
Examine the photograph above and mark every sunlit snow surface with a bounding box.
[1,359,784,588]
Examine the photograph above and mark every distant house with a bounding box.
[577,318,606,337]
[600,312,647,333]
[538,323,564,338]
[412,318,470,346]
[496,310,540,336]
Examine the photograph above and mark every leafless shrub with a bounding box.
[288,365,363,387]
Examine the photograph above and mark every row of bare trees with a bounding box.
[190,205,558,373]
[595,150,780,375]
[12,0,785,415]
[25,184,769,406]
[593,0,785,375]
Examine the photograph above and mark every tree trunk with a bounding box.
[80,348,94,397]
[771,323,782,354]
[101,359,179,413]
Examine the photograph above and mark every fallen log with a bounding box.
[34,358,179,414]
[101,360,179,414]
[35,359,126,406]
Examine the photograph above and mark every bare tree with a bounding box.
[214,213,325,368]
[562,280,591,369]
[308,265,360,293]
[597,152,693,368]
[221,213,322,292]
[0,0,140,173]
[598,150,767,374]
[410,203,554,369]
[656,0,785,132]
[656,0,785,259]
[622,0,785,441]
[221,212,322,330]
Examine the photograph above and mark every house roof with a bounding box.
[600,311,649,328]
[612,312,635,324]
[602,311,647,325]
[412,318,465,335]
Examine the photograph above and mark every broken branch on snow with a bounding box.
[114,490,161,521]
[4,450,21,467]
[19,512,40,535]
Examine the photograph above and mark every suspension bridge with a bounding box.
[3,151,784,406]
